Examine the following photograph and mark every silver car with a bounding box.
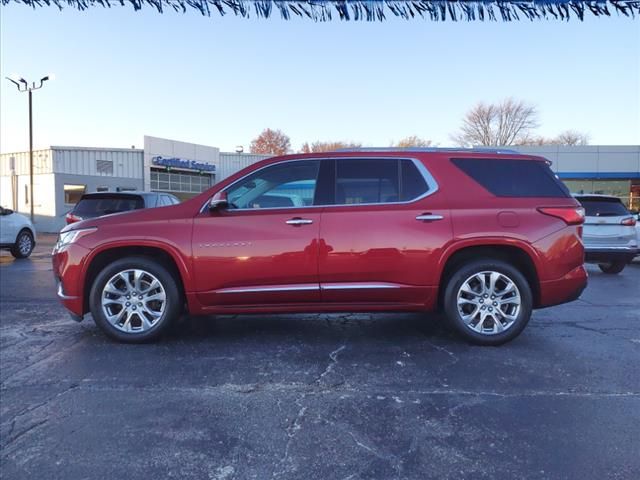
[575,194,639,274]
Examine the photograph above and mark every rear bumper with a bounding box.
[537,264,588,309]
[584,247,638,264]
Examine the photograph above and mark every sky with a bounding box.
[1,3,639,154]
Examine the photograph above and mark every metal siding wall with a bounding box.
[508,145,640,176]
[217,153,270,183]
[0,150,53,175]
[52,148,144,178]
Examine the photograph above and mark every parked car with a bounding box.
[66,192,180,225]
[52,148,587,345]
[637,213,640,257]
[0,206,36,259]
[574,194,638,274]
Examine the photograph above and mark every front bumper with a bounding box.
[52,243,91,319]
[584,247,639,264]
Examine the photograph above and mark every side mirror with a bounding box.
[208,191,229,211]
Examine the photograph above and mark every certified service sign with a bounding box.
[152,156,216,173]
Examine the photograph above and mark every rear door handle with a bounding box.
[416,214,444,222]
[286,218,313,226]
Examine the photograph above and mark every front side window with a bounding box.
[226,160,320,209]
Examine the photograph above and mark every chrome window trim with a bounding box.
[200,156,439,213]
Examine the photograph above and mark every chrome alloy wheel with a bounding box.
[456,271,521,335]
[18,232,32,255]
[101,269,166,333]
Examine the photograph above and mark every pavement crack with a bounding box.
[273,393,308,478]
[1,382,79,439]
[2,418,48,449]
[344,429,402,477]
[422,338,458,363]
[315,344,347,384]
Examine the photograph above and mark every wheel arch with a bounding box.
[437,241,542,308]
[81,242,191,315]
[16,226,35,243]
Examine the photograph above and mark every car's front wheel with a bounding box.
[10,229,34,259]
[597,262,626,274]
[89,257,181,343]
[443,259,533,346]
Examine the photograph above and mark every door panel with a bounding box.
[192,209,321,306]
[318,203,451,304]
[0,214,17,244]
[317,157,451,305]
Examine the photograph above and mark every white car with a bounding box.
[0,206,36,259]
[574,194,638,274]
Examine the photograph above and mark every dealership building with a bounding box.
[1,140,639,232]
[0,136,269,232]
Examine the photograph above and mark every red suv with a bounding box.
[52,149,587,345]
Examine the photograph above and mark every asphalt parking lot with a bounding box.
[1,236,639,479]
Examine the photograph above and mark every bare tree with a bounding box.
[250,128,291,156]
[516,130,590,146]
[391,136,432,148]
[452,98,539,146]
[300,141,362,153]
[553,130,590,146]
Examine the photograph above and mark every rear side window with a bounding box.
[325,158,430,206]
[452,158,570,198]
[73,195,144,216]
[400,159,429,201]
[336,159,399,204]
[577,197,629,217]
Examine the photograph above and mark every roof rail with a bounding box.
[333,147,521,154]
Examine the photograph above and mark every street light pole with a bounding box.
[29,89,33,221]
[5,74,53,223]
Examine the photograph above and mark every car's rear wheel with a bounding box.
[443,259,532,346]
[597,262,626,274]
[10,229,34,259]
[89,257,181,343]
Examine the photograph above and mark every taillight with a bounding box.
[537,207,585,225]
[621,216,637,226]
[66,213,82,224]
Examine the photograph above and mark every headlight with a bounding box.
[55,227,97,251]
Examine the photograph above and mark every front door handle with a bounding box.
[416,214,444,222]
[286,217,313,226]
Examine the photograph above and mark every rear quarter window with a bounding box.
[451,158,570,198]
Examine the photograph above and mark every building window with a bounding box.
[117,186,137,192]
[563,179,633,208]
[64,184,86,204]
[96,159,114,175]
[96,186,109,192]
[150,168,213,194]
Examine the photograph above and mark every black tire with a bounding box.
[89,256,181,343]
[10,229,34,259]
[598,262,626,274]
[443,259,533,346]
